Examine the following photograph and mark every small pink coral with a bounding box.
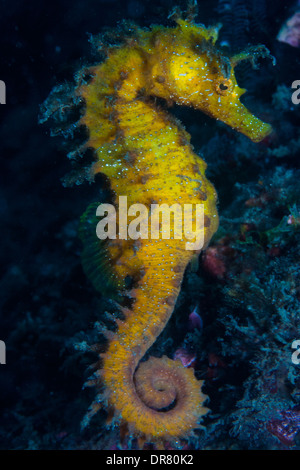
[173,348,196,368]
[188,306,203,331]
[202,246,226,279]
[267,408,300,446]
[277,11,300,48]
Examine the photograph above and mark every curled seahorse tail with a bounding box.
[134,355,208,440]
[105,354,208,442]
[92,262,209,442]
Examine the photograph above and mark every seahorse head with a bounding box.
[149,19,273,143]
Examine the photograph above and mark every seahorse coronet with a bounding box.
[40,3,273,448]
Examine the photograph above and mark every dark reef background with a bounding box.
[0,0,300,449]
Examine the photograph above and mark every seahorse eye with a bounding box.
[215,78,232,95]
[220,83,228,90]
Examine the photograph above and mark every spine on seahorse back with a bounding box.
[41,8,273,445]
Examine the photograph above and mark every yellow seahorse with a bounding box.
[41,4,273,448]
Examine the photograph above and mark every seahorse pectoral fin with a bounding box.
[79,202,145,298]
[79,202,126,298]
